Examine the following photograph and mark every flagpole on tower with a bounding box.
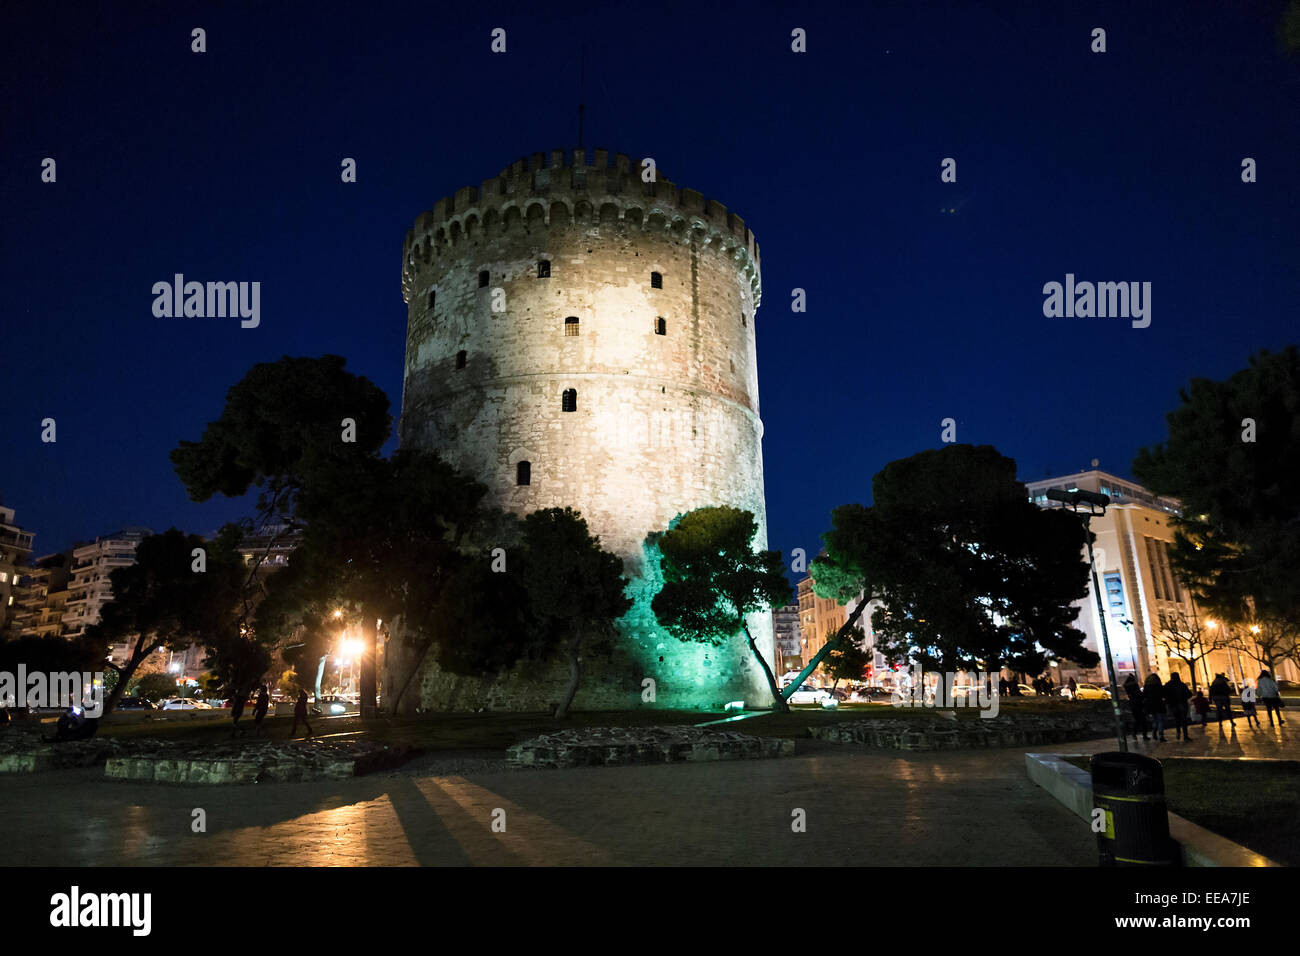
[578,44,586,148]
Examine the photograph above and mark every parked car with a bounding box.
[317,695,357,715]
[1016,683,1037,697]
[115,697,155,711]
[160,698,213,710]
[1061,682,1111,700]
[787,684,833,706]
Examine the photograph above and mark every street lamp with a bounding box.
[1046,487,1127,752]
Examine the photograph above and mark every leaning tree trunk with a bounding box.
[554,639,582,720]
[313,654,328,708]
[102,639,159,717]
[387,621,436,717]
[743,623,789,713]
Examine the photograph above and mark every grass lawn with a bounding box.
[1065,756,1300,866]
[94,697,1109,750]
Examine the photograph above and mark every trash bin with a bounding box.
[1090,751,1178,866]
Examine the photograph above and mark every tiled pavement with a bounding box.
[0,741,1098,866]
[1067,711,1299,761]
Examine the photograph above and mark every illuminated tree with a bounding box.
[823,625,870,690]
[651,507,793,712]
[1154,604,1232,691]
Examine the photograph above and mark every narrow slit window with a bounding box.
[655,317,666,335]
[537,259,551,278]
[455,350,467,369]
[564,316,580,336]
[516,461,531,486]
[562,388,577,413]
[428,290,436,311]
[478,270,489,288]
[650,271,662,289]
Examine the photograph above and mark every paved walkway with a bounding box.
[0,742,1096,866]
[1067,713,1300,761]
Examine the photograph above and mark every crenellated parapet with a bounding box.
[400,148,762,308]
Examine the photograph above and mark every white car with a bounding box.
[787,684,833,706]
[160,698,213,710]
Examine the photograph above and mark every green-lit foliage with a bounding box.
[652,506,792,710]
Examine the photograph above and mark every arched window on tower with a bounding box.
[655,317,667,336]
[537,259,551,278]
[478,270,489,288]
[516,461,531,486]
[564,316,580,336]
[428,289,436,311]
[650,271,662,289]
[455,350,467,369]
[741,312,747,327]
[562,388,577,413]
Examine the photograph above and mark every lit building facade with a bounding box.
[10,551,74,638]
[772,603,802,674]
[0,503,35,632]
[62,528,153,664]
[1024,469,1297,689]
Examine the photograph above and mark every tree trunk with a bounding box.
[313,654,327,708]
[554,639,582,719]
[359,614,378,720]
[388,631,434,717]
[778,592,873,702]
[102,639,160,717]
[743,623,789,713]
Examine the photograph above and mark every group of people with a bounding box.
[1122,670,1286,741]
[229,686,315,739]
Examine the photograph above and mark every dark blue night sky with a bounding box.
[2,0,1297,563]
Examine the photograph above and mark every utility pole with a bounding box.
[1047,488,1128,752]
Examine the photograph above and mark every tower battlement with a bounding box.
[395,146,773,714]
[401,148,762,309]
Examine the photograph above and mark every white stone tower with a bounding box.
[399,148,772,710]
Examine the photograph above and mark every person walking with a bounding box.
[1208,673,1235,729]
[252,684,270,737]
[1241,680,1261,729]
[1191,689,1210,729]
[1165,672,1193,740]
[1124,674,1147,741]
[1067,676,1078,699]
[1257,671,1285,726]
[229,688,246,738]
[1143,672,1167,741]
[289,689,314,739]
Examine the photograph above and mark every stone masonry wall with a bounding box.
[398,148,772,711]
